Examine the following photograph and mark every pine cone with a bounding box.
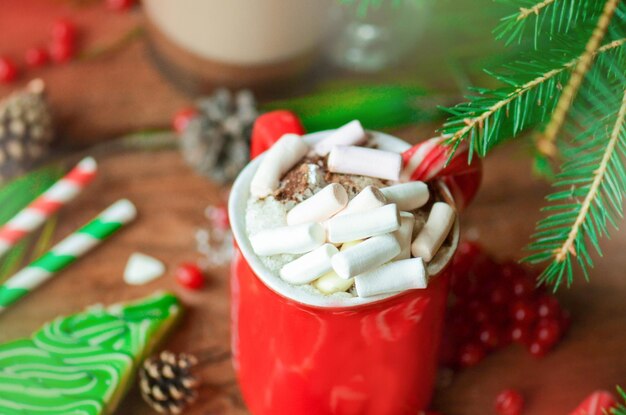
[0,79,54,183]
[179,88,257,184]
[139,351,199,414]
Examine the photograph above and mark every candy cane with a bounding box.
[401,136,481,210]
[0,199,137,313]
[569,390,618,415]
[0,157,98,260]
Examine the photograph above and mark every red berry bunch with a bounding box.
[0,19,79,84]
[440,241,570,368]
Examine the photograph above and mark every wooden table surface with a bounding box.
[0,135,624,415]
[0,1,625,414]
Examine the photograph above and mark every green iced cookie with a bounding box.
[0,292,181,414]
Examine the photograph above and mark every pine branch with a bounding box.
[442,37,624,158]
[495,0,606,46]
[536,0,621,158]
[526,81,626,288]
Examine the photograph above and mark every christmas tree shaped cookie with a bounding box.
[0,292,181,414]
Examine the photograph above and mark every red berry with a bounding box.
[535,318,561,347]
[536,295,561,318]
[106,0,136,11]
[509,324,532,344]
[511,275,535,298]
[489,282,511,306]
[469,300,491,325]
[452,240,483,275]
[511,301,537,325]
[527,340,548,358]
[457,343,486,368]
[0,57,18,83]
[172,107,198,133]
[500,261,525,280]
[478,324,500,349]
[51,19,77,43]
[49,40,75,63]
[25,47,49,68]
[457,240,483,258]
[495,389,524,415]
[175,263,205,290]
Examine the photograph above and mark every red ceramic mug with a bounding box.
[229,126,469,415]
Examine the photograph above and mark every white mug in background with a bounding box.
[143,0,333,94]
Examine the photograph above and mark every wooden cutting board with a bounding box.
[0,137,624,415]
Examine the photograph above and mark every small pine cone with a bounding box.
[0,79,54,183]
[139,351,199,414]
[179,88,257,184]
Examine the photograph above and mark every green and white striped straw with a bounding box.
[0,199,137,313]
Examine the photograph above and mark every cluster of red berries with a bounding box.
[0,19,79,84]
[0,0,137,85]
[440,241,570,368]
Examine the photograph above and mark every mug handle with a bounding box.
[250,110,305,159]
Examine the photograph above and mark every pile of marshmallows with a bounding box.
[249,121,456,298]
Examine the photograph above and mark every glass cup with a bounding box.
[228,129,461,414]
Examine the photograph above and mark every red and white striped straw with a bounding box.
[0,157,98,259]
[401,136,481,211]
[400,135,471,182]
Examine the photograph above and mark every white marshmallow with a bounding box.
[355,258,427,298]
[280,243,338,284]
[394,212,415,260]
[313,120,367,156]
[328,146,402,181]
[287,183,348,225]
[331,234,401,279]
[411,202,455,262]
[250,134,309,198]
[335,186,387,217]
[250,222,325,256]
[313,270,354,294]
[380,182,429,211]
[326,204,400,243]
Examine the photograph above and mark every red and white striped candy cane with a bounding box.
[0,157,98,259]
[401,136,481,211]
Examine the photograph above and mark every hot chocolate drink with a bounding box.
[244,121,457,301]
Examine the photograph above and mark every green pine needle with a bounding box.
[613,386,626,415]
[494,0,606,47]
[525,70,626,289]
